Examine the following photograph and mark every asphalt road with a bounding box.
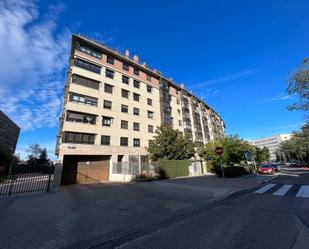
[115,168,309,249]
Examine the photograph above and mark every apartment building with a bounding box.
[56,34,225,184]
[0,111,20,153]
[251,134,291,161]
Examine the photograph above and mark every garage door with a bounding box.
[77,159,110,184]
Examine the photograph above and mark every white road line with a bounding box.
[272,184,292,196]
[296,186,309,198]
[254,183,276,194]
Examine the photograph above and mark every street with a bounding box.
[117,168,309,249]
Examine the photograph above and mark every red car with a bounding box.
[258,164,275,175]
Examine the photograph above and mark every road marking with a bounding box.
[296,186,309,198]
[254,183,276,194]
[272,184,292,196]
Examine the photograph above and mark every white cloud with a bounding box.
[258,93,293,104]
[0,0,70,131]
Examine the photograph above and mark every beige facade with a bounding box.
[56,34,225,182]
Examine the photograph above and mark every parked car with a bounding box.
[270,163,281,172]
[258,164,275,175]
[291,161,309,168]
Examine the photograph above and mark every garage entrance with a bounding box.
[61,155,111,185]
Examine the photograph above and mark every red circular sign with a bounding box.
[215,147,224,155]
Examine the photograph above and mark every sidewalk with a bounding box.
[0,174,265,249]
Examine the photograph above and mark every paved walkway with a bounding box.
[0,174,270,249]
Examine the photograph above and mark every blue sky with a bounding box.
[0,0,308,159]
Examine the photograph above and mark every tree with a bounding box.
[287,58,309,112]
[27,144,49,164]
[255,146,270,163]
[147,125,195,161]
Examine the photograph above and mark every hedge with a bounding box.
[215,166,247,178]
[158,159,190,179]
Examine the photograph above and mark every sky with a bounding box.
[0,0,308,160]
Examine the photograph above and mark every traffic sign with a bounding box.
[215,146,224,156]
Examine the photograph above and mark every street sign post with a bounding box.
[215,147,224,179]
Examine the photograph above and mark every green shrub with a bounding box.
[215,166,247,178]
[158,159,190,179]
[206,160,216,172]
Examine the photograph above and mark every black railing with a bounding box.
[0,162,55,197]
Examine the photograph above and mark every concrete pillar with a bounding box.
[51,163,63,192]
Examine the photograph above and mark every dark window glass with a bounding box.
[63,132,95,144]
[121,120,128,129]
[120,137,128,146]
[147,75,151,81]
[101,135,110,145]
[72,74,100,89]
[133,93,140,102]
[133,80,140,88]
[177,109,181,114]
[179,120,182,126]
[147,85,152,93]
[121,104,128,113]
[103,100,112,109]
[133,107,139,116]
[147,98,152,106]
[74,58,101,74]
[107,56,114,64]
[104,83,113,93]
[148,111,154,119]
[122,75,129,84]
[133,122,140,131]
[122,89,129,98]
[77,43,102,59]
[134,68,139,75]
[133,138,140,147]
[176,99,180,105]
[148,125,154,133]
[66,111,97,124]
[69,92,98,106]
[105,69,114,79]
[123,63,129,71]
[102,116,113,126]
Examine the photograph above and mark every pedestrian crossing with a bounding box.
[253,183,309,198]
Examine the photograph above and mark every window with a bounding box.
[74,58,101,74]
[177,109,181,114]
[66,111,97,124]
[72,74,100,89]
[148,125,154,133]
[148,140,152,147]
[122,89,129,98]
[121,104,128,113]
[133,68,139,75]
[147,74,151,81]
[176,89,179,95]
[147,111,154,119]
[133,80,140,88]
[123,62,129,71]
[133,138,140,147]
[69,92,98,106]
[63,132,95,144]
[103,100,112,109]
[133,93,140,102]
[147,85,152,93]
[133,122,140,131]
[133,107,139,116]
[121,120,128,129]
[179,120,182,126]
[147,98,152,106]
[120,137,128,146]
[77,43,102,59]
[176,99,180,105]
[101,135,110,145]
[105,69,114,79]
[104,83,113,93]
[107,56,114,64]
[102,116,113,127]
[122,75,129,84]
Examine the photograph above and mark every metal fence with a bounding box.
[0,162,55,197]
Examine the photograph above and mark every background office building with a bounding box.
[251,134,291,161]
[0,110,20,153]
[56,34,225,184]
